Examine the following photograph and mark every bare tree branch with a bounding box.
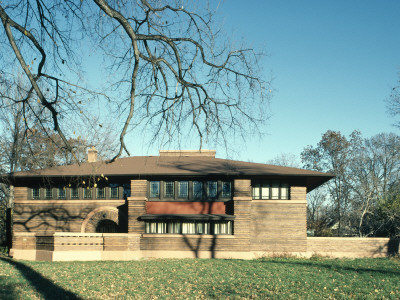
[1,1,271,163]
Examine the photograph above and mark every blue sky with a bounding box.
[80,1,400,164]
[3,2,399,165]
[207,0,400,163]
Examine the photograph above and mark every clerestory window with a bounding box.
[149,181,160,198]
[70,187,79,199]
[57,187,66,199]
[252,180,290,200]
[164,181,174,198]
[45,187,53,199]
[178,181,188,198]
[97,187,105,199]
[110,184,119,199]
[32,187,40,199]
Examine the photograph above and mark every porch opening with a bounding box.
[96,219,119,233]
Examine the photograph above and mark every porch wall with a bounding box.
[140,235,243,253]
[11,232,141,261]
[307,237,399,258]
[10,232,399,261]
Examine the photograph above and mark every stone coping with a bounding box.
[14,232,141,237]
[127,197,148,201]
[14,200,125,204]
[232,197,252,201]
[14,232,37,236]
[308,237,396,241]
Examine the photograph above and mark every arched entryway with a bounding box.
[81,207,126,233]
[96,219,119,233]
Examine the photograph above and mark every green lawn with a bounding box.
[0,255,399,299]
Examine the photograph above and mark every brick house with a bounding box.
[7,149,334,261]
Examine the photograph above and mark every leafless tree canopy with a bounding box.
[387,75,400,128]
[302,130,400,238]
[0,1,271,161]
[267,152,301,168]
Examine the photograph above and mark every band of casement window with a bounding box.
[140,214,235,235]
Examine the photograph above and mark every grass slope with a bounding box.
[0,255,399,299]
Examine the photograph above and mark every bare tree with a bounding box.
[377,183,400,238]
[267,152,301,168]
[301,130,359,236]
[350,133,400,237]
[0,1,271,161]
[387,75,400,129]
[306,186,334,236]
[302,130,400,237]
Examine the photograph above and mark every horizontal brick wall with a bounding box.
[290,186,306,200]
[13,233,140,251]
[13,200,125,234]
[251,202,307,252]
[140,235,244,252]
[12,233,399,259]
[14,187,28,202]
[307,237,399,258]
[234,179,251,198]
[12,233,36,250]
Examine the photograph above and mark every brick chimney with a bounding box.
[87,147,98,163]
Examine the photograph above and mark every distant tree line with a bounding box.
[302,130,400,238]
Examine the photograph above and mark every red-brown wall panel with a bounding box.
[146,202,226,214]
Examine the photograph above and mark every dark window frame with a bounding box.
[31,187,40,200]
[192,181,203,200]
[149,181,160,198]
[110,184,119,199]
[252,180,290,200]
[84,187,93,199]
[45,187,53,200]
[163,181,175,198]
[70,187,79,199]
[221,181,232,198]
[96,186,106,199]
[57,187,66,199]
[147,180,233,201]
[207,181,218,199]
[177,181,189,199]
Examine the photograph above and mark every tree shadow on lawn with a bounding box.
[0,257,81,300]
[260,258,400,277]
[0,280,17,300]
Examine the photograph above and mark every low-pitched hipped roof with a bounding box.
[9,155,333,192]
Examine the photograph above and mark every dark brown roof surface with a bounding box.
[10,155,328,177]
[9,156,333,191]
